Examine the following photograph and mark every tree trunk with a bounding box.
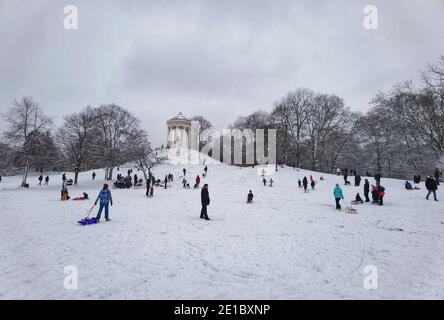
[74,171,79,185]
[21,158,29,187]
[107,167,114,180]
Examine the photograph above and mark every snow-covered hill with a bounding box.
[0,153,443,299]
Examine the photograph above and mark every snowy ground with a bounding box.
[0,152,443,299]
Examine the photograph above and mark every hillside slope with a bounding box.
[0,154,443,299]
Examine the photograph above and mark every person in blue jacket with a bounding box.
[95,183,113,222]
[333,184,344,210]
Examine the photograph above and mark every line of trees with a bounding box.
[1,101,162,187]
[231,56,444,178]
[2,56,443,184]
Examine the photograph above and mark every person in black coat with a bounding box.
[363,179,370,202]
[247,190,254,203]
[425,176,438,201]
[343,169,349,185]
[374,173,381,187]
[302,176,308,191]
[354,174,361,187]
[200,184,210,220]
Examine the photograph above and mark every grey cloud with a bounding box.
[1,0,444,145]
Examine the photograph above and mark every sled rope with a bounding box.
[84,204,96,219]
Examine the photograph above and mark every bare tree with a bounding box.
[93,104,143,180]
[2,97,53,187]
[305,94,344,170]
[272,88,314,167]
[57,107,97,184]
[131,130,165,180]
[322,110,360,173]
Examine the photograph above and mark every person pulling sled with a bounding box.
[95,183,113,222]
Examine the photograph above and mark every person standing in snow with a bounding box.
[182,177,187,188]
[298,179,302,188]
[195,175,201,188]
[363,179,370,202]
[183,168,186,177]
[269,178,274,187]
[425,176,438,201]
[200,184,210,220]
[302,176,308,191]
[374,172,381,187]
[343,169,349,185]
[310,179,316,190]
[204,165,208,176]
[354,174,361,187]
[92,171,96,181]
[164,175,168,189]
[262,177,267,186]
[95,183,113,222]
[44,175,49,186]
[38,174,43,186]
[247,190,254,203]
[62,173,66,184]
[333,184,344,211]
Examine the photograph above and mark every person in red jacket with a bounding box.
[195,175,201,188]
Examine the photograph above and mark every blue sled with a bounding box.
[78,217,97,225]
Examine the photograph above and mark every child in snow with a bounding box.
[73,192,89,201]
[195,175,201,188]
[269,178,274,187]
[182,178,187,189]
[311,180,316,190]
[247,190,254,203]
[95,183,113,222]
[405,181,413,190]
[333,184,344,210]
[262,177,267,186]
[298,179,302,188]
[353,193,363,204]
[61,185,70,201]
[371,185,385,205]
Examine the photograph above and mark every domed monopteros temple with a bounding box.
[166,112,192,149]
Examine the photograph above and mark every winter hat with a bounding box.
[103,183,109,189]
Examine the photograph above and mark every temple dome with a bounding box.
[168,112,189,122]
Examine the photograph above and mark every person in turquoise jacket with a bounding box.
[333,184,344,210]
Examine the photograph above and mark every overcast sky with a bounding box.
[1,0,444,145]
